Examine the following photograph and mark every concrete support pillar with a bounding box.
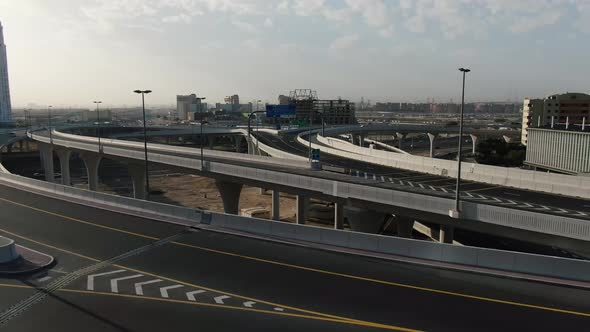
[208,135,215,149]
[396,132,406,150]
[395,216,414,238]
[440,225,455,244]
[38,143,54,183]
[166,136,170,144]
[18,140,23,152]
[271,190,280,221]
[358,134,366,147]
[296,195,309,224]
[349,135,355,144]
[55,148,71,186]
[345,206,385,233]
[80,153,102,191]
[6,145,11,153]
[469,134,478,155]
[235,136,243,153]
[128,163,146,200]
[334,202,344,230]
[25,140,30,151]
[215,180,243,215]
[427,133,437,158]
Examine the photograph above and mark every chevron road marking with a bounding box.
[160,284,184,298]
[111,274,143,293]
[214,295,231,304]
[87,270,126,291]
[555,208,569,214]
[134,279,163,296]
[274,308,285,312]
[243,301,256,308]
[186,290,206,301]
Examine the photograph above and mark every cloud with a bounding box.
[329,33,359,50]
[379,25,394,38]
[231,19,259,33]
[162,13,193,24]
[263,17,273,28]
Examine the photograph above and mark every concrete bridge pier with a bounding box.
[55,148,72,186]
[38,143,55,183]
[395,215,414,238]
[427,133,438,158]
[440,225,455,244]
[18,140,23,152]
[396,132,406,150]
[296,195,309,224]
[215,180,243,215]
[334,202,344,230]
[345,206,385,233]
[234,136,244,153]
[128,163,147,200]
[469,134,478,155]
[80,153,102,191]
[271,190,280,220]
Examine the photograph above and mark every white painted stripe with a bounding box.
[388,177,394,182]
[372,174,377,180]
[160,284,184,298]
[111,274,143,293]
[381,176,385,182]
[409,182,415,187]
[87,270,126,291]
[429,185,436,190]
[37,276,52,282]
[364,173,368,179]
[274,307,284,312]
[134,279,163,296]
[418,184,425,189]
[441,188,448,193]
[186,290,206,301]
[214,295,231,304]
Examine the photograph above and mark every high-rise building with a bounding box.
[176,94,204,120]
[0,21,12,125]
[521,92,590,145]
[224,94,240,105]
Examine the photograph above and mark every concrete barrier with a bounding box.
[0,169,589,284]
[0,236,19,263]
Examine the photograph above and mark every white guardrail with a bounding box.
[27,130,590,242]
[0,166,589,283]
[301,132,590,199]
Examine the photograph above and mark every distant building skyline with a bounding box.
[0,20,12,124]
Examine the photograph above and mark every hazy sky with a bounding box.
[1,0,590,108]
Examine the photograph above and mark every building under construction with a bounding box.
[287,89,356,125]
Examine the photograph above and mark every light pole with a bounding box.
[47,105,53,145]
[452,67,470,218]
[247,109,266,155]
[197,97,206,169]
[93,101,102,152]
[255,100,261,152]
[133,90,152,198]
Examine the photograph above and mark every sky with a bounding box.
[1,0,590,108]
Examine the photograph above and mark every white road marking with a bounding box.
[533,205,551,211]
[243,301,256,308]
[37,276,52,282]
[372,174,377,180]
[111,274,143,293]
[214,295,231,304]
[364,173,368,179]
[134,279,163,296]
[186,290,206,301]
[518,203,533,208]
[418,184,425,189]
[87,270,126,291]
[409,182,415,187]
[389,177,394,182]
[429,185,436,190]
[501,200,517,205]
[465,192,474,198]
[441,188,448,193]
[574,211,589,217]
[274,308,284,312]
[555,208,568,213]
[381,176,385,182]
[160,284,184,298]
[492,197,502,203]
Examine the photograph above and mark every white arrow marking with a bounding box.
[134,279,163,295]
[214,295,231,304]
[111,274,143,293]
[87,270,126,291]
[274,307,284,312]
[243,301,256,308]
[186,290,206,301]
[160,285,184,298]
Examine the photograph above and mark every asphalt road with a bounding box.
[256,131,590,214]
[0,184,589,331]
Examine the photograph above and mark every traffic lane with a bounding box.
[111,231,590,331]
[1,286,380,332]
[0,187,187,263]
[0,284,38,313]
[0,184,185,240]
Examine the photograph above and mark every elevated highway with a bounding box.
[21,128,590,256]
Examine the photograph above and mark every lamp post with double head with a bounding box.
[196,97,206,169]
[133,90,152,198]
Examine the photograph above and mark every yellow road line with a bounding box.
[0,227,412,330]
[0,284,416,331]
[464,185,504,193]
[1,196,589,318]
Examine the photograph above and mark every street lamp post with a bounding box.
[197,97,206,169]
[93,101,102,152]
[452,67,470,218]
[255,100,261,152]
[247,109,266,155]
[133,90,152,199]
